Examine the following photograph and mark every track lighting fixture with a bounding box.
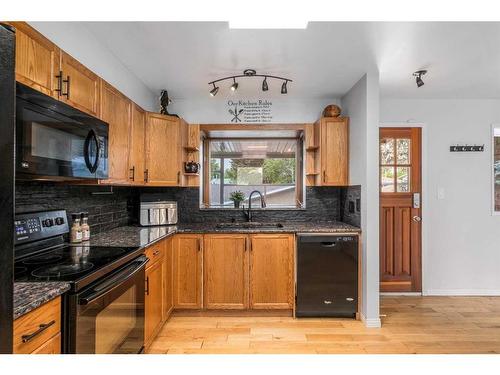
[281,80,288,94]
[413,70,427,88]
[208,69,292,96]
[230,77,239,92]
[210,83,219,96]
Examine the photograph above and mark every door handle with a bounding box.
[129,166,135,181]
[413,216,421,222]
[62,75,70,99]
[144,169,149,183]
[55,71,63,97]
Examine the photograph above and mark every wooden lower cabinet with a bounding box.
[31,333,61,354]
[173,234,203,309]
[203,234,249,309]
[13,297,61,354]
[163,237,174,319]
[249,234,295,309]
[144,257,164,346]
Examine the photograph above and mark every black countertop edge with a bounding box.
[14,282,70,320]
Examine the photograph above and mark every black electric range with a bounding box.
[14,210,147,354]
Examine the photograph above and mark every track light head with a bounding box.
[230,77,239,92]
[413,70,427,88]
[209,83,219,97]
[281,80,288,94]
[262,77,268,92]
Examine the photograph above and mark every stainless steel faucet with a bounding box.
[244,190,266,222]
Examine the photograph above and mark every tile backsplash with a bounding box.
[15,182,133,234]
[15,182,362,231]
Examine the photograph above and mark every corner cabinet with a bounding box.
[145,113,183,186]
[100,81,132,184]
[249,234,295,309]
[314,117,349,186]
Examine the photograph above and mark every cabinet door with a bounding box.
[173,234,203,309]
[129,104,146,184]
[320,118,349,186]
[100,81,131,183]
[145,259,163,345]
[146,113,181,186]
[163,237,174,320]
[249,234,294,309]
[11,22,59,97]
[204,234,248,310]
[60,51,100,117]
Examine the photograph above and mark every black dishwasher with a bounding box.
[296,234,358,318]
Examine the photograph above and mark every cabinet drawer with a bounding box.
[145,241,164,268]
[31,333,61,354]
[13,297,61,354]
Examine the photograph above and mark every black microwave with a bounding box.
[16,83,109,180]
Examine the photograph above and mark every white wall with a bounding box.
[29,22,156,111]
[169,97,340,123]
[380,99,500,295]
[341,72,381,327]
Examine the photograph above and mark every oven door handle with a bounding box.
[79,256,149,305]
[84,129,101,174]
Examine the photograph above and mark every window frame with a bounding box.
[201,136,305,209]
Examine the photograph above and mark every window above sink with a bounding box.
[200,129,305,210]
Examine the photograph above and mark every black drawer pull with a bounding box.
[21,320,56,343]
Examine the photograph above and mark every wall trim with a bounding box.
[424,289,500,296]
[360,312,382,328]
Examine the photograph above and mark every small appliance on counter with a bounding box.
[139,194,178,226]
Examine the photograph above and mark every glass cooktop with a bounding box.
[15,244,139,283]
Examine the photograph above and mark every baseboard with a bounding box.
[380,292,422,296]
[424,289,500,296]
[360,313,381,328]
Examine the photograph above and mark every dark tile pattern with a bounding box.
[135,187,344,224]
[13,282,70,320]
[340,185,361,227]
[16,181,134,235]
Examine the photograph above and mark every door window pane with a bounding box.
[380,166,395,192]
[380,138,395,164]
[396,139,411,164]
[397,167,410,192]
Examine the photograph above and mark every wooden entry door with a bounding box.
[379,128,422,292]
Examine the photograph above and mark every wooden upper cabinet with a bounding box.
[173,234,203,309]
[145,258,164,346]
[60,51,100,117]
[100,81,131,183]
[203,234,249,310]
[129,104,146,184]
[146,113,182,186]
[315,117,349,186]
[249,234,294,310]
[10,22,59,97]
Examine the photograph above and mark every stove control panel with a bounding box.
[15,210,69,245]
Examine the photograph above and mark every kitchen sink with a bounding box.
[215,222,284,230]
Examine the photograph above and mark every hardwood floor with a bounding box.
[146,296,500,354]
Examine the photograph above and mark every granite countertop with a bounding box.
[14,282,70,320]
[90,221,360,249]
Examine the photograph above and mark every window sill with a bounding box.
[199,207,306,211]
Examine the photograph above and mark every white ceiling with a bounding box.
[83,22,500,100]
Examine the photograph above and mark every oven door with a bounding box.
[16,85,108,180]
[73,256,147,354]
